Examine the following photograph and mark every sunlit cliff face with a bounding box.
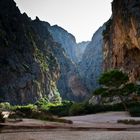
[103,0,140,82]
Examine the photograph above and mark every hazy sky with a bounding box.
[14,0,113,43]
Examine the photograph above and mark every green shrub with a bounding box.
[69,102,125,116]
[35,98,61,111]
[118,119,140,125]
[84,103,124,114]
[99,70,129,88]
[69,103,86,116]
[48,100,73,116]
[0,102,12,110]
[15,104,37,117]
[129,106,140,117]
[35,98,49,110]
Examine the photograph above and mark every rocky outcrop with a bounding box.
[0,0,61,104]
[103,0,140,82]
[79,26,105,92]
[75,41,90,62]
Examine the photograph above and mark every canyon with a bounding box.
[0,0,140,105]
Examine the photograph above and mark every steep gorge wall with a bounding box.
[48,25,78,63]
[103,0,140,82]
[79,26,105,92]
[75,41,90,63]
[47,24,89,101]
[0,0,89,104]
[0,0,61,104]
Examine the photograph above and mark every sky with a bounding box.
[14,0,113,43]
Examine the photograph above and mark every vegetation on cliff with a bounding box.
[0,0,62,104]
[93,69,140,116]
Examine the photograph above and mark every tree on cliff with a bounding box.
[93,70,137,111]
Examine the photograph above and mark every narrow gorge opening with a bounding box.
[1,0,112,104]
[1,1,140,137]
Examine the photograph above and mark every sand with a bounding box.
[1,112,140,140]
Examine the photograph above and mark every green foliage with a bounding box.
[15,104,37,117]
[0,102,12,110]
[129,105,140,117]
[35,99,73,117]
[52,90,62,104]
[99,70,129,88]
[93,87,114,97]
[93,88,107,96]
[69,102,125,116]
[48,100,73,116]
[118,119,140,125]
[69,103,86,116]
[35,97,60,110]
[136,85,140,95]
[34,47,48,72]
[35,98,49,109]
[121,83,136,96]
[95,70,135,111]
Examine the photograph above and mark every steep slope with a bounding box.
[75,41,90,62]
[79,26,105,92]
[0,0,61,104]
[0,0,89,104]
[103,0,140,82]
[32,19,89,101]
[48,25,78,63]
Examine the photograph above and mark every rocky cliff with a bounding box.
[75,41,90,62]
[49,26,89,63]
[33,20,89,101]
[103,0,140,82]
[0,0,61,104]
[47,24,89,101]
[0,0,89,104]
[48,25,78,63]
[79,26,105,92]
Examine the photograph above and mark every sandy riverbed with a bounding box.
[0,112,140,140]
[1,130,140,140]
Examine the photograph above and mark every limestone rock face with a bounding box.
[48,25,78,63]
[0,0,61,104]
[47,25,89,101]
[0,0,89,104]
[75,41,90,62]
[48,26,90,63]
[79,26,105,92]
[38,23,89,101]
[47,33,89,101]
[103,0,140,82]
